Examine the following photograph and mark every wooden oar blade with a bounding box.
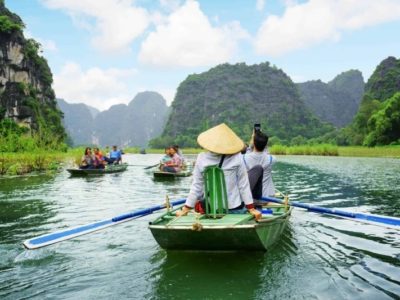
[23,199,186,250]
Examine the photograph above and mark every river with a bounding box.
[0,154,399,299]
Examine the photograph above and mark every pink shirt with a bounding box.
[168,153,182,172]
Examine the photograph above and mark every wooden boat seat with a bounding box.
[167,214,253,226]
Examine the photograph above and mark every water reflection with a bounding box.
[149,224,296,300]
[0,155,399,299]
[151,251,265,299]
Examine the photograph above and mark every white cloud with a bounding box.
[139,0,249,67]
[256,0,265,11]
[159,0,182,12]
[41,0,150,53]
[255,0,400,56]
[53,62,137,110]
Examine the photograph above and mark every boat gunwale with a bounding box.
[149,205,292,228]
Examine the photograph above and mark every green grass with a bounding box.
[0,148,82,175]
[3,145,398,176]
[269,144,339,156]
[338,145,400,158]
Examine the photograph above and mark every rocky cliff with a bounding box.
[59,91,169,147]
[157,62,333,147]
[0,1,65,143]
[297,70,364,127]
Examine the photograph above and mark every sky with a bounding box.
[6,0,400,110]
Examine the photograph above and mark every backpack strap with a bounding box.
[218,154,226,168]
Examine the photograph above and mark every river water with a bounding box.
[0,154,399,299]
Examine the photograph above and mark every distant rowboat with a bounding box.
[153,170,192,178]
[67,163,128,176]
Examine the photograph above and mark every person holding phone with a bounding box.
[242,124,276,198]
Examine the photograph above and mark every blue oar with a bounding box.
[23,199,185,250]
[261,196,400,227]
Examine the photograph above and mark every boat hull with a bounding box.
[67,163,128,176]
[149,206,291,251]
[153,170,192,178]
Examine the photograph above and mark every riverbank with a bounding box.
[126,145,400,158]
[2,145,398,176]
[0,149,82,175]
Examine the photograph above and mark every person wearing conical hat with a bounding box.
[176,123,262,220]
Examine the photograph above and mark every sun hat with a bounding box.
[197,123,245,154]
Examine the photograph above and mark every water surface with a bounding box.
[0,154,399,299]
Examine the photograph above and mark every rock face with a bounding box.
[58,91,169,147]
[297,70,364,127]
[57,99,95,146]
[160,62,333,146]
[0,1,64,141]
[364,56,400,101]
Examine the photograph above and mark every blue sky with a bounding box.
[6,0,400,110]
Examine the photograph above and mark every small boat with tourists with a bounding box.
[153,170,192,178]
[149,199,292,251]
[67,163,128,176]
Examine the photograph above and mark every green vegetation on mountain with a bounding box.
[151,62,334,148]
[0,1,65,152]
[297,70,364,127]
[341,57,400,146]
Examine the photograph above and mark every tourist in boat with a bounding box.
[109,145,122,164]
[160,147,172,164]
[93,147,106,169]
[161,146,182,173]
[80,147,97,169]
[175,123,261,220]
[173,144,185,164]
[243,130,276,197]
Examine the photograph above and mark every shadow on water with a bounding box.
[149,225,296,300]
[0,175,58,244]
[0,174,56,194]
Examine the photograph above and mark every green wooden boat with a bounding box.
[67,163,128,176]
[153,170,192,178]
[149,203,292,251]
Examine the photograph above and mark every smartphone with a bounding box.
[254,123,261,132]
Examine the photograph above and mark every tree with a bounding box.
[363,92,400,146]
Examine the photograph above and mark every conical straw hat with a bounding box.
[197,123,245,154]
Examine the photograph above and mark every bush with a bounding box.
[0,15,22,34]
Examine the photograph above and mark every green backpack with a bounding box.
[203,155,229,218]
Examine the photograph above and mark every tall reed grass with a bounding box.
[0,148,83,176]
[269,144,339,156]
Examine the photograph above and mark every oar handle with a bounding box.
[23,198,186,250]
[112,199,185,222]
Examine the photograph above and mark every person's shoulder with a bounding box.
[230,152,245,164]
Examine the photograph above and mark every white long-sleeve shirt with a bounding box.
[186,152,254,209]
[242,151,276,196]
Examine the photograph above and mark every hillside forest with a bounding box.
[0,2,399,151]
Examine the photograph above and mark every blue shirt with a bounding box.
[110,150,121,159]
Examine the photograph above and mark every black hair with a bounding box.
[253,131,268,151]
[84,147,91,155]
